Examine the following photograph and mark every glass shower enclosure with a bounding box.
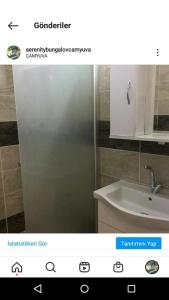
[13,65,96,233]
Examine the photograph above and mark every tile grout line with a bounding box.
[0,147,9,233]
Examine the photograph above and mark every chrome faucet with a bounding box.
[144,165,161,194]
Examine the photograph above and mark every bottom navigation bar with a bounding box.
[0,278,166,297]
[0,256,167,277]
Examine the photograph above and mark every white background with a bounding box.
[0,0,169,63]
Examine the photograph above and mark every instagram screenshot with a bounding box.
[0,0,169,297]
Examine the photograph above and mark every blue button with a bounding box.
[116,237,162,249]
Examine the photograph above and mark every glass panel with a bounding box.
[13,65,95,233]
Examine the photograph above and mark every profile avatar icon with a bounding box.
[7,45,21,59]
[145,260,159,274]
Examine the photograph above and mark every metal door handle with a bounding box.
[127,81,131,104]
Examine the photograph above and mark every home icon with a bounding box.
[11,262,23,273]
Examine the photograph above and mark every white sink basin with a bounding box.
[94,180,169,233]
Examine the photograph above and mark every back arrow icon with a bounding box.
[8,22,19,30]
[33,284,42,294]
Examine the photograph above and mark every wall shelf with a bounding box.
[110,132,169,143]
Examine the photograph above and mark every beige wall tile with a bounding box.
[0,95,16,121]
[140,153,169,188]
[157,84,169,100]
[155,86,159,100]
[0,172,4,195]
[0,65,16,121]
[1,145,20,170]
[5,189,23,217]
[159,66,169,82]
[157,99,169,115]
[155,66,160,82]
[98,147,139,183]
[0,66,23,222]
[98,65,110,91]
[97,174,119,188]
[0,65,14,95]
[3,168,22,194]
[155,66,169,101]
[154,100,158,116]
[0,196,5,220]
[97,91,110,121]
[155,65,169,117]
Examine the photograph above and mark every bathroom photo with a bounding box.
[0,65,169,233]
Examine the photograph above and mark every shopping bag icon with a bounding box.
[113,261,123,273]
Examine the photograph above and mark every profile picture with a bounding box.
[7,45,21,60]
[145,260,159,274]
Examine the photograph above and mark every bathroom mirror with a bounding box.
[110,65,169,143]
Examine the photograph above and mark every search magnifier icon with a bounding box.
[45,262,56,272]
